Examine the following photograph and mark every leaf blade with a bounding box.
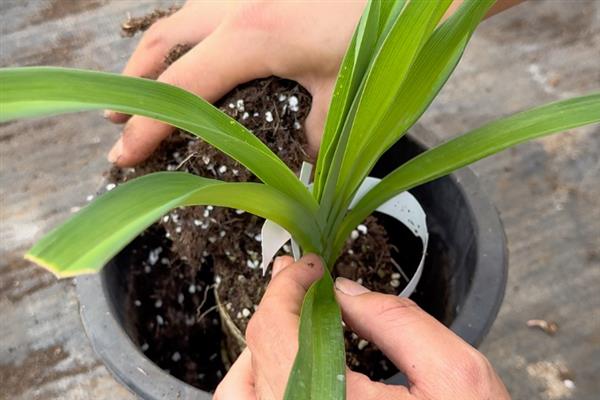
[284,272,345,400]
[335,94,600,257]
[0,67,316,209]
[26,172,321,277]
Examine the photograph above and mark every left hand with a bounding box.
[213,254,324,400]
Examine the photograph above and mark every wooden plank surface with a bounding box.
[1,1,598,399]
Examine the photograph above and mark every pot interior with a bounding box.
[100,134,478,384]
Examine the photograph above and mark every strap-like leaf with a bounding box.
[313,1,382,201]
[319,0,453,244]
[340,0,495,201]
[284,273,345,400]
[0,67,316,209]
[335,94,600,257]
[26,172,321,277]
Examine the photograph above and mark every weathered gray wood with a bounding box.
[1,1,598,399]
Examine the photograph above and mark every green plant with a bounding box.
[1,0,598,398]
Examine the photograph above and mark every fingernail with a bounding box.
[335,277,370,296]
[272,257,285,277]
[108,138,123,163]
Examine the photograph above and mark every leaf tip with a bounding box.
[23,252,94,279]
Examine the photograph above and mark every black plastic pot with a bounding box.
[76,126,507,399]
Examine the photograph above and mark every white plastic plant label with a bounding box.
[351,177,429,298]
[259,169,428,298]
[259,162,312,273]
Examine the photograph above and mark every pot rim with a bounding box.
[76,125,507,399]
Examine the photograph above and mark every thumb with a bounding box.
[334,277,482,388]
[245,254,324,399]
[302,78,335,158]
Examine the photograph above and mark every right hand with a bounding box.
[216,255,510,399]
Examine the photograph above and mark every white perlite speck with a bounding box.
[242,308,251,318]
[357,224,368,234]
[188,284,196,294]
[293,121,301,130]
[218,165,227,174]
[357,339,369,350]
[350,230,360,240]
[86,194,94,202]
[391,272,401,280]
[156,315,164,325]
[563,379,575,389]
[390,279,400,288]
[265,111,274,122]
[242,112,249,120]
[288,96,299,112]
[171,352,181,362]
[106,183,116,191]
[148,248,162,265]
[236,99,245,112]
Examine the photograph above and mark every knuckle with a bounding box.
[225,1,278,33]
[244,309,266,349]
[373,295,419,322]
[140,20,167,51]
[457,350,496,394]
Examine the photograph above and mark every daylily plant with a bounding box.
[1,1,598,399]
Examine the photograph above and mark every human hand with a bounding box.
[106,0,366,166]
[214,255,510,400]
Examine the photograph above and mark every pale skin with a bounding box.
[213,255,510,399]
[105,0,523,165]
[108,1,523,398]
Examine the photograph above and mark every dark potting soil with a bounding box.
[108,12,451,392]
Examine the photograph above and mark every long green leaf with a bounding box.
[319,0,453,252]
[351,0,495,184]
[0,67,316,210]
[313,1,381,201]
[334,94,600,257]
[26,172,321,277]
[284,273,345,400]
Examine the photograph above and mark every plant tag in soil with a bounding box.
[260,162,313,274]
[350,177,429,297]
[259,174,428,298]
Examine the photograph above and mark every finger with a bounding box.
[303,78,335,158]
[245,254,324,399]
[272,255,294,278]
[258,254,323,316]
[109,29,271,166]
[214,348,256,400]
[347,370,412,400]
[334,277,482,387]
[106,8,218,123]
